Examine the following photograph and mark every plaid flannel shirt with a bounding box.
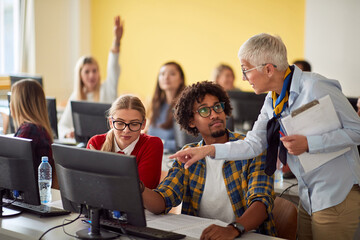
[154,130,276,236]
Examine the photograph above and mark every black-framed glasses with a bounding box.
[242,63,277,80]
[111,117,143,132]
[196,102,225,118]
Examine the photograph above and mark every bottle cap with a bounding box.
[41,156,49,162]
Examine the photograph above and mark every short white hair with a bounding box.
[238,33,289,71]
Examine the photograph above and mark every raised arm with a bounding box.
[111,16,124,53]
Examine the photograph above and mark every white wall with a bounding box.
[305,0,360,97]
[34,0,90,105]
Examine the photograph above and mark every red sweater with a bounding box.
[87,133,163,189]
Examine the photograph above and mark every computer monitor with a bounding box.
[7,93,59,139]
[52,143,146,239]
[46,97,59,139]
[71,101,111,144]
[0,135,40,217]
[9,74,43,87]
[227,90,267,132]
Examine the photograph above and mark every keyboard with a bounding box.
[100,219,186,240]
[5,200,71,217]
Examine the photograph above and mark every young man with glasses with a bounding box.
[86,94,163,189]
[142,81,276,239]
[171,33,360,240]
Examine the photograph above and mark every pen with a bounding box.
[279,131,285,137]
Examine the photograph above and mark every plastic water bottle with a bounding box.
[274,160,284,187]
[38,156,52,204]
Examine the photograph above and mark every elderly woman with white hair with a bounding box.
[171,33,360,240]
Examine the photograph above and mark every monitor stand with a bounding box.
[76,208,119,240]
[0,189,22,218]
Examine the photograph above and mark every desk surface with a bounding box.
[1,190,282,240]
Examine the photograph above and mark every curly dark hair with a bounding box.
[174,81,232,136]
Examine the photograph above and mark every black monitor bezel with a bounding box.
[0,135,40,206]
[52,143,146,227]
[70,101,111,144]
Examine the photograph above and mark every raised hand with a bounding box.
[114,15,124,43]
[111,15,124,53]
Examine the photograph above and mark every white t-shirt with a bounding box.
[198,156,235,223]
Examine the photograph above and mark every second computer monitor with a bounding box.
[227,90,267,132]
[71,101,111,144]
[0,135,40,208]
[52,144,146,238]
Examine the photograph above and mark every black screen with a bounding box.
[52,143,146,227]
[71,101,111,144]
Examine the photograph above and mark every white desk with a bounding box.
[1,190,282,240]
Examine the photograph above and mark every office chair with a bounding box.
[272,197,298,240]
[173,116,235,151]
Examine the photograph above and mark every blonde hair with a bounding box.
[238,33,289,71]
[100,94,146,152]
[211,64,235,84]
[74,56,100,101]
[10,79,53,141]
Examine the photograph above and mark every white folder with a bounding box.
[280,95,350,173]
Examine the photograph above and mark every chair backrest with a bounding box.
[272,197,298,240]
[173,116,235,151]
[173,121,202,151]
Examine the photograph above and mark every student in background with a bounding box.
[293,60,312,72]
[87,94,163,189]
[10,79,58,189]
[357,97,360,116]
[146,61,186,153]
[142,81,276,239]
[58,15,123,139]
[171,33,360,240]
[211,63,240,91]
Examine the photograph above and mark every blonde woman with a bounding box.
[58,15,123,139]
[87,95,163,189]
[10,79,58,189]
[211,63,239,91]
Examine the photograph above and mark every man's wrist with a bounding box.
[227,225,241,238]
[205,145,215,158]
[228,222,245,237]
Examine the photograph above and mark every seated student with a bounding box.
[146,62,186,153]
[211,63,240,91]
[87,94,163,189]
[58,15,123,139]
[293,59,312,72]
[142,81,276,239]
[10,79,58,189]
